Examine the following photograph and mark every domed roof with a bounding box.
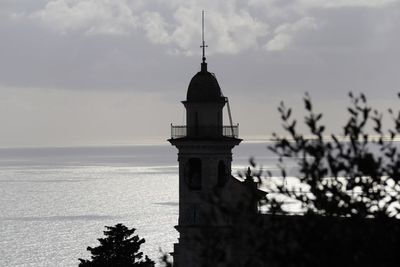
[186,63,225,102]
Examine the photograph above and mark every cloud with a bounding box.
[16,1,267,54]
[2,0,399,93]
[265,17,319,51]
[249,0,398,14]
[301,0,398,9]
[166,5,269,55]
[12,0,399,55]
[141,11,171,45]
[31,0,139,35]
[207,9,269,54]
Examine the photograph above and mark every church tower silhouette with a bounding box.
[168,13,243,266]
[169,60,241,267]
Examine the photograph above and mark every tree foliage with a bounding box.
[264,92,400,218]
[79,223,155,267]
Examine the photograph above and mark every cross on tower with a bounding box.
[200,10,208,63]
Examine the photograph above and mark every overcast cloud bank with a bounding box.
[0,0,399,146]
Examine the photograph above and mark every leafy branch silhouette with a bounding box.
[263,92,400,218]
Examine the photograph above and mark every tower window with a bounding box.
[184,158,202,190]
[218,160,228,187]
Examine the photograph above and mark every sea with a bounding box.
[0,141,275,267]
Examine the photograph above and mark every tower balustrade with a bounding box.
[170,124,239,139]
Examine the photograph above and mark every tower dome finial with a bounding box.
[200,10,208,72]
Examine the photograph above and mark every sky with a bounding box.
[0,0,399,147]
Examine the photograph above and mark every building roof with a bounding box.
[186,63,225,103]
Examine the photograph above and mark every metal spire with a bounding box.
[200,10,208,69]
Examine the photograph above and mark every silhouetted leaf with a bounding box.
[304,98,312,111]
[348,108,357,116]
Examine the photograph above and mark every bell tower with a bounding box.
[168,12,241,267]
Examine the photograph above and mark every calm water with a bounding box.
[0,142,275,267]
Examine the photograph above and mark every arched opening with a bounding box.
[184,158,202,190]
[218,160,228,187]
